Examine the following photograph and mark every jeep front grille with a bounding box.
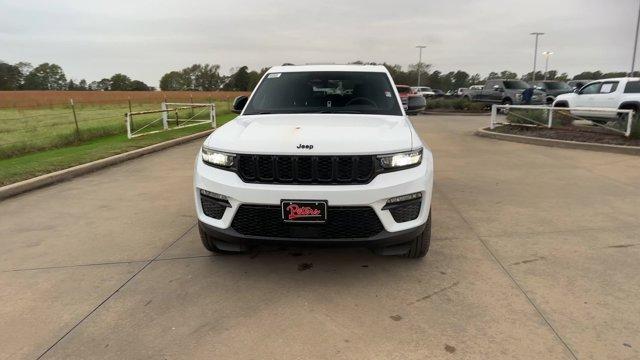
[236,155,376,185]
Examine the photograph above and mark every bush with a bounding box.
[551,108,574,127]
[506,109,548,126]
[630,115,640,139]
[425,98,486,112]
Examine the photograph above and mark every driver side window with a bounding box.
[580,83,601,94]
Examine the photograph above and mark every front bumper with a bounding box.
[194,151,433,243]
[198,219,426,252]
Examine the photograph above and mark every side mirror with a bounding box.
[232,96,248,114]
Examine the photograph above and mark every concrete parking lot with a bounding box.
[1,115,639,359]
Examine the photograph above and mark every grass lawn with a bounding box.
[0,100,232,159]
[0,113,236,186]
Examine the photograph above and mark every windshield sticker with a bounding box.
[267,73,281,78]
[600,83,613,93]
[385,91,392,97]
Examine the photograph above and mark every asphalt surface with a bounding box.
[1,115,639,359]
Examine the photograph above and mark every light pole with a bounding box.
[631,0,640,76]
[530,32,545,82]
[416,45,426,86]
[542,51,553,80]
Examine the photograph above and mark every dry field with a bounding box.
[0,90,249,108]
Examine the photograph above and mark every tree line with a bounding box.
[0,61,151,91]
[2,59,638,92]
[375,62,640,91]
[159,64,267,91]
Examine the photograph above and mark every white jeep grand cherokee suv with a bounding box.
[194,65,434,258]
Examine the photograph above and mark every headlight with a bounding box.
[378,148,422,169]
[202,146,235,167]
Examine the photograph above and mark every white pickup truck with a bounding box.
[194,65,434,258]
[553,77,640,122]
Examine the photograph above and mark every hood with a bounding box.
[204,114,413,155]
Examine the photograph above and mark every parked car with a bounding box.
[567,80,593,91]
[463,79,545,105]
[432,89,445,97]
[455,88,468,97]
[458,85,482,98]
[397,85,426,114]
[411,86,436,97]
[195,64,434,258]
[553,77,640,124]
[533,81,573,104]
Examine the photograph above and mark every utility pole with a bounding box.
[631,0,640,76]
[416,45,426,86]
[530,32,545,82]
[542,51,554,80]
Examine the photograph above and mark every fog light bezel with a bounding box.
[383,192,422,207]
[199,189,231,207]
[382,192,422,223]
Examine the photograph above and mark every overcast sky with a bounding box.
[1,0,638,86]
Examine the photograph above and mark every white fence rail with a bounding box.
[126,102,216,139]
[490,104,635,137]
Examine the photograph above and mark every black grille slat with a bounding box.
[231,205,383,239]
[297,157,313,181]
[236,154,375,185]
[356,156,374,180]
[336,157,352,181]
[317,157,333,181]
[257,156,275,180]
[238,156,256,180]
[276,156,293,181]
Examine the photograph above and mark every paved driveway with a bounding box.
[1,115,639,359]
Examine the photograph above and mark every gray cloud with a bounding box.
[0,0,637,86]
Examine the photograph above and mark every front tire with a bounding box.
[403,211,431,258]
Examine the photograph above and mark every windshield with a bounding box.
[544,82,571,90]
[504,80,531,89]
[243,71,402,116]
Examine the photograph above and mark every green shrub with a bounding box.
[425,98,486,112]
[630,115,640,139]
[506,109,548,126]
